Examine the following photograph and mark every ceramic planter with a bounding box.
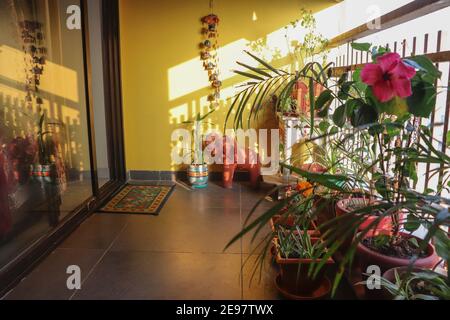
[30,164,56,183]
[274,237,334,298]
[356,232,439,275]
[187,164,208,189]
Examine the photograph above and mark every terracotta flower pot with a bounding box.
[335,198,393,233]
[274,237,334,296]
[356,232,439,275]
[300,163,327,174]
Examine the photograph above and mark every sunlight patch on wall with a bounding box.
[0,45,79,103]
[168,39,252,101]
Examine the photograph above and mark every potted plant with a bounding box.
[182,110,214,189]
[225,40,446,297]
[274,225,334,299]
[380,267,449,300]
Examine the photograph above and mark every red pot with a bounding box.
[300,163,327,174]
[274,238,334,295]
[356,232,440,275]
[335,198,393,235]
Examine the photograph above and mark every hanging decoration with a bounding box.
[20,20,46,113]
[200,0,221,110]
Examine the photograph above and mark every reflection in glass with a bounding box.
[0,0,92,269]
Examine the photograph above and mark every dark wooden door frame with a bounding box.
[0,0,126,297]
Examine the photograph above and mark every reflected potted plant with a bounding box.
[8,135,36,185]
[31,113,58,183]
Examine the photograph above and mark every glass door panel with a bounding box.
[0,0,92,269]
[87,0,111,189]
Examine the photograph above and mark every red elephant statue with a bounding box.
[205,134,261,189]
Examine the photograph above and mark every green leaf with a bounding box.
[404,215,421,232]
[316,90,334,118]
[352,68,367,93]
[405,56,442,79]
[236,61,272,78]
[282,163,349,191]
[244,50,282,75]
[337,72,348,86]
[351,103,378,127]
[233,70,265,81]
[433,229,450,260]
[375,177,390,200]
[338,81,354,100]
[351,42,372,52]
[316,90,333,109]
[309,77,315,137]
[408,237,419,248]
[333,104,346,128]
[318,120,330,133]
[407,80,437,118]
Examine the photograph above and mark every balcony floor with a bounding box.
[3,180,358,300]
[3,182,282,300]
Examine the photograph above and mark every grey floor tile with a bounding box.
[72,251,243,300]
[4,248,103,300]
[60,213,128,250]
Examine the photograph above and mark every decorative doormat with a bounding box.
[101,184,174,215]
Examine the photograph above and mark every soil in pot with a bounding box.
[357,232,439,274]
[362,235,428,260]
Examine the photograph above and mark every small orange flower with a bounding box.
[296,181,313,197]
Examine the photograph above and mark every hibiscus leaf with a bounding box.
[316,90,333,109]
[406,56,442,79]
[351,42,372,52]
[333,104,346,128]
[351,103,378,127]
[407,80,437,118]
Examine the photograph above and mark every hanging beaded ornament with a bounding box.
[200,1,221,110]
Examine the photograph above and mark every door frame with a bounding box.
[0,0,126,296]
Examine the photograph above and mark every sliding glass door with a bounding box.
[0,0,123,275]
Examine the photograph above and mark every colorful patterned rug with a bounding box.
[101,184,174,215]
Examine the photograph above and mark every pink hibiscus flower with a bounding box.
[361,52,416,103]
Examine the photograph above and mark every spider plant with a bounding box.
[380,269,450,300]
[181,109,215,165]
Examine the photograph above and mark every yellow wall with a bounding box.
[119,0,334,171]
